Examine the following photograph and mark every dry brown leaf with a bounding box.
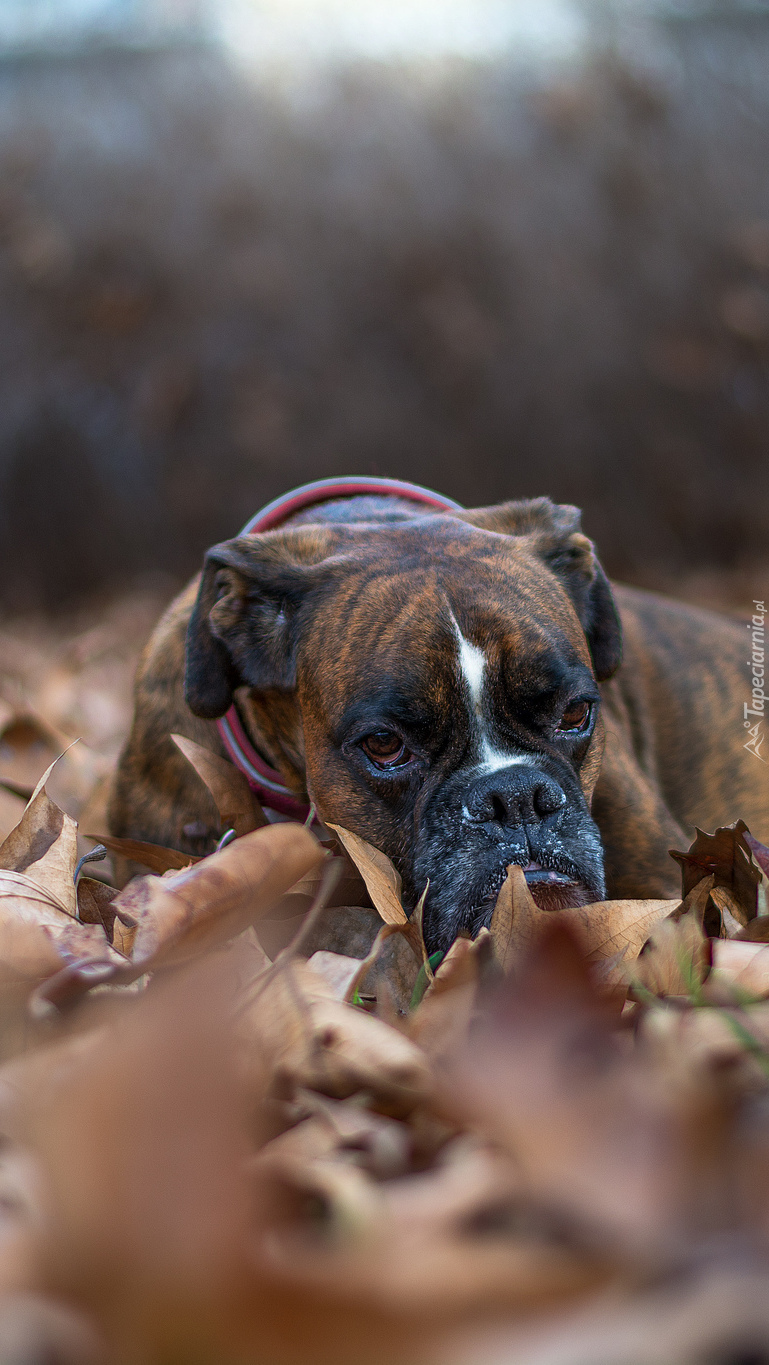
[489,865,543,971]
[422,931,489,1004]
[76,876,117,933]
[171,732,267,835]
[326,825,406,926]
[450,925,729,1259]
[85,833,197,875]
[342,923,413,1005]
[288,1091,413,1180]
[629,909,712,1000]
[488,866,674,998]
[112,822,324,972]
[256,905,418,1012]
[238,957,431,1112]
[327,825,423,963]
[264,854,369,929]
[709,885,746,937]
[0,874,76,987]
[736,916,769,943]
[670,820,761,926]
[488,869,513,970]
[410,883,433,974]
[306,951,363,1001]
[0,759,79,917]
[409,934,487,1063]
[558,897,678,970]
[639,998,769,1090]
[0,769,124,991]
[706,939,769,1001]
[745,831,769,880]
[669,873,715,927]
[75,877,137,958]
[0,872,120,990]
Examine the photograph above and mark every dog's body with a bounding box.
[110,487,768,953]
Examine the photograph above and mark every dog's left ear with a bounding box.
[460,498,622,681]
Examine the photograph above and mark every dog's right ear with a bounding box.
[184,531,330,719]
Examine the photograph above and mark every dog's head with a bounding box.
[185,499,622,954]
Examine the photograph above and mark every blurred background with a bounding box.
[0,0,768,620]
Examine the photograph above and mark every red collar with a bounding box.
[216,477,463,821]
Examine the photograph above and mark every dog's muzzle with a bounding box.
[414,759,606,955]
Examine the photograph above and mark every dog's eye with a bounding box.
[360,731,412,769]
[557,700,592,733]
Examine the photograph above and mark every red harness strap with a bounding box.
[216,477,463,821]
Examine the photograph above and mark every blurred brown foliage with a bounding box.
[0,751,767,1363]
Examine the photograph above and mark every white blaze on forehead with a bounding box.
[457,633,486,713]
[450,612,532,773]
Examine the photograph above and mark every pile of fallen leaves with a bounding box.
[1,699,769,1363]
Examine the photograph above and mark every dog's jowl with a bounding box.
[110,480,769,956]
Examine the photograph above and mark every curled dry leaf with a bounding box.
[112,822,325,973]
[85,833,197,875]
[171,732,267,835]
[256,906,418,1013]
[76,877,137,958]
[76,876,116,931]
[327,824,423,962]
[489,865,539,971]
[326,825,406,928]
[0,761,124,992]
[670,820,761,926]
[422,931,490,1005]
[0,758,79,918]
[709,885,746,937]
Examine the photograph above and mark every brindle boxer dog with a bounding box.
[110,483,769,955]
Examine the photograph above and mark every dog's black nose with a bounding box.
[465,765,567,827]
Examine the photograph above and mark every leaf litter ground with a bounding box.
[0,601,769,1363]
